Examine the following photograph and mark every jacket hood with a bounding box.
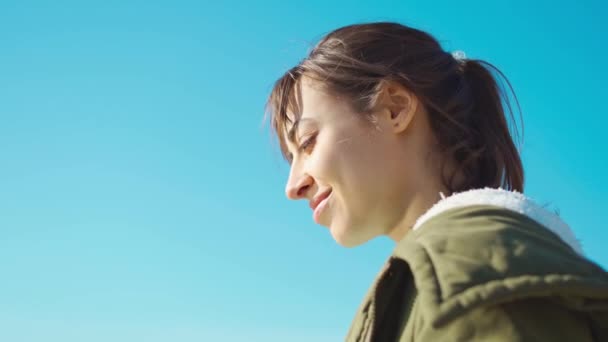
[412,188,583,255]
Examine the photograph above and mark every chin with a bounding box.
[329,222,372,248]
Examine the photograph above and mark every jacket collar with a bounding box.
[412,187,583,255]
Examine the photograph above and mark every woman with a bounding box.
[265,22,608,341]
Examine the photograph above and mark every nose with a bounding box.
[285,171,313,200]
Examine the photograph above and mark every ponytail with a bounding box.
[459,60,524,192]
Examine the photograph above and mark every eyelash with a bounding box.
[298,134,317,153]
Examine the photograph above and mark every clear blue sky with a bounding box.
[1,0,606,341]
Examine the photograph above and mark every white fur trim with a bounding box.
[412,188,584,255]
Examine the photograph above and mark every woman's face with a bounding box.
[283,77,431,247]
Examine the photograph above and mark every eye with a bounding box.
[298,133,317,153]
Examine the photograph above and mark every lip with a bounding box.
[310,190,332,211]
[311,190,332,224]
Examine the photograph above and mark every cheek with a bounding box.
[311,145,340,183]
[339,137,390,179]
[340,140,400,213]
[314,127,394,201]
[327,138,384,197]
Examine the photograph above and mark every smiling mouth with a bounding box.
[312,191,332,224]
[310,190,332,211]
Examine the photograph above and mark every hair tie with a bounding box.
[452,50,467,61]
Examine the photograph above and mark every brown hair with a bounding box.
[266,22,524,193]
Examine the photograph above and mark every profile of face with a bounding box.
[283,76,441,247]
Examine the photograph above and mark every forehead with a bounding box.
[282,79,316,131]
[285,78,341,126]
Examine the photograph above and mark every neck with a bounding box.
[385,110,458,242]
[387,182,446,242]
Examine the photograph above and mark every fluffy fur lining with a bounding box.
[412,188,583,255]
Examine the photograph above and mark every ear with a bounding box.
[377,81,418,134]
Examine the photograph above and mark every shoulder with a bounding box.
[393,205,608,328]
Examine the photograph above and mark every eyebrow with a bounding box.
[287,118,315,144]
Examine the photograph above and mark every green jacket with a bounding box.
[346,190,608,341]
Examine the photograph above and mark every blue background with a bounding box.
[1,0,605,340]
